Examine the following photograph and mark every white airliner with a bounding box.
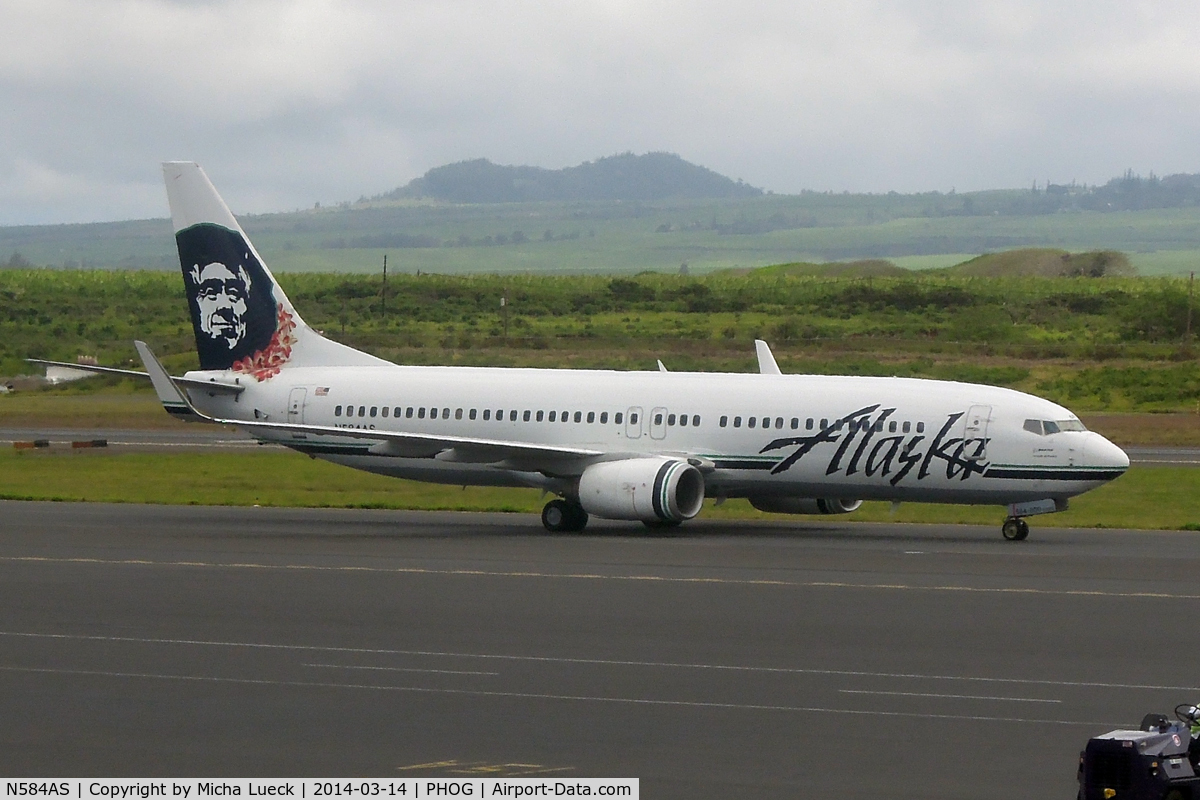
[35,162,1130,539]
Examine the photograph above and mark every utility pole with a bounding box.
[1188,271,1194,342]
[381,254,387,320]
[501,294,508,341]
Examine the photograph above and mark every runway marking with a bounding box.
[0,664,1108,727]
[303,663,499,676]
[395,761,575,777]
[4,630,1198,692]
[3,555,1200,600]
[838,689,1061,704]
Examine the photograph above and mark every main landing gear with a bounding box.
[1001,516,1030,541]
[541,498,588,532]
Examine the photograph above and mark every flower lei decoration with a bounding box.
[231,303,297,381]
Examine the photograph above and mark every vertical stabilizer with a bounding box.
[162,162,387,377]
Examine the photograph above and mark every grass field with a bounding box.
[9,191,1200,275]
[0,447,1193,530]
[9,268,1200,413]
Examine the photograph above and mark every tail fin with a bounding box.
[162,162,386,378]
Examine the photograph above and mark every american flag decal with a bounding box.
[315,387,329,396]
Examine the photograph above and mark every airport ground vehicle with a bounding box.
[1079,705,1200,799]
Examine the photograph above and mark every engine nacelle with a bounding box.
[578,458,705,523]
[748,497,863,515]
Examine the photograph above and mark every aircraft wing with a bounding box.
[26,358,244,395]
[134,341,605,466]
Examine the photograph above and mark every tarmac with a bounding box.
[2,500,1199,798]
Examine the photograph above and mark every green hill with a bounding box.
[380,152,763,203]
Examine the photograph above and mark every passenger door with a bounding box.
[962,404,990,461]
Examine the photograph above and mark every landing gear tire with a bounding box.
[1001,517,1029,541]
[542,499,588,533]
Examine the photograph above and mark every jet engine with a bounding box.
[578,457,705,523]
[748,497,863,515]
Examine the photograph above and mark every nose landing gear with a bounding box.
[1001,516,1030,541]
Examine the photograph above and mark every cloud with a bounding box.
[2,0,1200,223]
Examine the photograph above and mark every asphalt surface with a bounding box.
[2,502,1199,797]
[0,427,275,451]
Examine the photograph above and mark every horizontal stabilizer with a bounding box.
[26,358,244,395]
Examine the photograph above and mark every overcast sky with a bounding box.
[3,0,1200,225]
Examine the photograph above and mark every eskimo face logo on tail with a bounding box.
[177,224,294,378]
[189,261,250,349]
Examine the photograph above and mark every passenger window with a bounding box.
[406,407,414,419]
[791,418,799,429]
[370,407,378,418]
[496,409,503,420]
[667,414,676,426]
[469,409,477,420]
[536,410,544,422]
[630,413,639,425]
[574,411,582,423]
[442,408,450,420]
[600,412,609,424]
[692,415,700,427]
[454,408,462,420]
[806,418,813,430]
[748,417,756,429]
[549,411,557,422]
[359,406,366,417]
[679,415,687,427]
[874,421,883,432]
[418,407,426,419]
[523,410,531,422]
[510,410,518,421]
[888,421,896,433]
[483,409,491,421]
[775,417,783,429]
[762,417,770,428]
[916,422,925,433]
[733,416,741,428]
[720,416,728,428]
[587,411,595,423]
[382,407,389,418]
[334,405,342,417]
[821,419,828,429]
[615,412,624,424]
[902,421,910,433]
[654,413,663,426]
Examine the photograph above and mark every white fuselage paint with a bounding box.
[186,364,1129,506]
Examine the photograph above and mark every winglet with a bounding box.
[134,341,200,421]
[657,359,669,373]
[755,339,782,375]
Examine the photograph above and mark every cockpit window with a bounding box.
[1024,418,1088,436]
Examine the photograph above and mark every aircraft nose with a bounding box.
[1085,432,1129,473]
